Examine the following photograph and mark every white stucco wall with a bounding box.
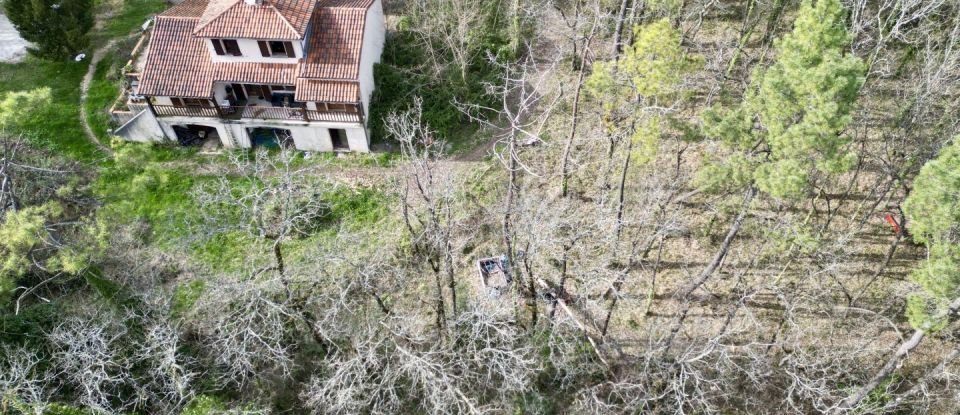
[145,112,369,152]
[346,127,369,152]
[289,126,332,152]
[358,0,385,121]
[113,109,167,143]
[204,38,302,64]
[242,122,369,152]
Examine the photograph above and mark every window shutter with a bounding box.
[211,39,225,55]
[223,39,242,56]
[284,42,296,58]
[258,41,270,57]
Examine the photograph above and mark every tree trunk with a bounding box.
[679,186,757,297]
[643,235,666,316]
[612,0,632,57]
[559,17,597,198]
[614,140,633,240]
[662,186,756,352]
[836,296,960,411]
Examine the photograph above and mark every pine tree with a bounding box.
[586,19,699,165]
[665,0,865,347]
[902,138,960,331]
[4,0,95,60]
[702,0,865,199]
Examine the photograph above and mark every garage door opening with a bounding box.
[248,127,292,149]
[329,128,349,151]
[173,125,218,147]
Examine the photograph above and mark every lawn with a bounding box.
[86,51,122,143]
[0,58,97,160]
[4,0,400,277]
[95,0,167,42]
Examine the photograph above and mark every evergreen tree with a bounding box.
[3,0,95,60]
[586,19,699,165]
[702,0,865,199]
[902,138,960,331]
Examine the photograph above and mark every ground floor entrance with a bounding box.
[329,128,349,151]
[172,124,219,147]
[247,127,293,149]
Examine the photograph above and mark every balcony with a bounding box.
[154,103,361,124]
[153,105,221,118]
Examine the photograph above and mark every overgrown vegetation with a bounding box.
[369,0,515,148]
[5,0,960,413]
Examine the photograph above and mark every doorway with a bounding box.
[248,127,292,149]
[172,124,217,147]
[228,83,246,103]
[329,128,348,151]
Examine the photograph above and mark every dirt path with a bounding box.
[79,39,122,156]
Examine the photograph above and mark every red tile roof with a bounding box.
[139,0,373,103]
[194,0,316,40]
[319,0,374,8]
[160,0,210,18]
[295,79,359,102]
[140,16,298,98]
[299,6,367,79]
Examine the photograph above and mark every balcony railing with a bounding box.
[154,103,361,124]
[153,105,220,118]
[241,106,307,121]
[307,110,361,123]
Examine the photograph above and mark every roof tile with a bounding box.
[139,0,373,103]
[194,0,316,40]
[300,6,367,79]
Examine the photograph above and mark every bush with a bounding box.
[368,2,514,146]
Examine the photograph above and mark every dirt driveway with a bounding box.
[0,13,30,63]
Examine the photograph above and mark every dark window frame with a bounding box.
[222,39,242,56]
[258,40,296,58]
[212,39,243,56]
[211,39,225,55]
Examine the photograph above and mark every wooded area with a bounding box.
[2,0,960,413]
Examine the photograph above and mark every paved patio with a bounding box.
[0,13,30,63]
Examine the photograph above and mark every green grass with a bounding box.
[171,280,206,318]
[86,52,121,142]
[4,0,401,282]
[96,0,167,42]
[0,58,97,160]
[326,185,390,229]
[93,142,202,243]
[0,0,165,161]
[193,180,393,273]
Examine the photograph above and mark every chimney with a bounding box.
[244,0,262,5]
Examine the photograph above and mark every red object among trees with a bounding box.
[884,213,903,235]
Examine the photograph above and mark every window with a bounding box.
[325,103,358,113]
[258,40,296,58]
[246,85,271,100]
[211,39,242,56]
[171,98,210,107]
[222,39,241,56]
[270,85,295,93]
[211,40,224,55]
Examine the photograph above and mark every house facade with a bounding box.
[112,0,385,152]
